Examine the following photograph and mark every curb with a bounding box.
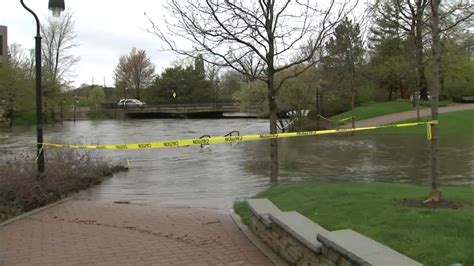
[0,197,73,227]
[229,211,288,266]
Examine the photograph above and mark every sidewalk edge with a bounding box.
[229,211,288,266]
[0,197,73,227]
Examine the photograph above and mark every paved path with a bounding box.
[342,103,474,128]
[0,200,272,265]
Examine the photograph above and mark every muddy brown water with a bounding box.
[1,119,472,209]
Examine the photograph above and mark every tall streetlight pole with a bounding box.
[20,0,65,175]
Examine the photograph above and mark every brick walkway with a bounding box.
[0,200,272,265]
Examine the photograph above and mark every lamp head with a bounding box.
[48,0,65,17]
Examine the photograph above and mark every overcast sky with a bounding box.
[1,1,176,88]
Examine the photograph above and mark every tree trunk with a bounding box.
[319,93,324,116]
[267,74,279,181]
[427,0,442,202]
[350,57,356,132]
[415,1,429,101]
[418,66,428,100]
[351,91,355,131]
[315,87,320,129]
[136,85,140,100]
[265,0,278,181]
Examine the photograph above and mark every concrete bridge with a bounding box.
[103,102,256,119]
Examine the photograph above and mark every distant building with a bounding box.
[0,25,7,65]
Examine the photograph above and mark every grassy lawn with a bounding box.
[371,110,474,137]
[330,100,453,123]
[331,101,414,122]
[234,182,474,266]
[235,110,473,265]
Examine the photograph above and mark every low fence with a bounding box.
[101,101,239,109]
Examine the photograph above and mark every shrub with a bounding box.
[444,61,474,99]
[0,149,125,222]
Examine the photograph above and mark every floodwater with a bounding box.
[1,119,473,209]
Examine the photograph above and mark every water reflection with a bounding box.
[1,119,472,209]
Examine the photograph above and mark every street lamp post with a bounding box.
[20,0,65,175]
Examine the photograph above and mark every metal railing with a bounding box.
[101,101,239,110]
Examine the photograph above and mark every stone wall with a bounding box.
[246,199,421,266]
[249,215,354,266]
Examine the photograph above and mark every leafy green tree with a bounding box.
[369,2,402,47]
[368,37,415,100]
[369,0,472,102]
[368,1,416,101]
[220,71,244,101]
[234,81,267,117]
[0,50,35,126]
[194,54,205,77]
[149,62,213,103]
[440,39,474,99]
[88,86,106,108]
[321,17,364,127]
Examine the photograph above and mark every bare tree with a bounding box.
[8,43,35,78]
[147,0,355,179]
[41,10,80,85]
[114,47,155,100]
[425,0,472,202]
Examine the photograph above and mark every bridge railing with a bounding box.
[101,102,239,110]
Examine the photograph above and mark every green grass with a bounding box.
[330,100,454,124]
[331,101,414,122]
[234,182,474,266]
[373,110,474,137]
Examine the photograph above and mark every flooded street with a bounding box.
[1,119,473,209]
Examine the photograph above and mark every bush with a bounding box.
[444,61,474,99]
[0,149,126,222]
[321,96,351,117]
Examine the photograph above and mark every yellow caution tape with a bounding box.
[317,114,353,123]
[42,120,438,150]
[426,120,438,141]
[337,116,354,123]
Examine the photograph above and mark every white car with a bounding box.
[117,99,145,108]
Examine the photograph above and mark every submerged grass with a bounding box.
[234,182,474,266]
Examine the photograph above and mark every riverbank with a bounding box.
[371,109,474,137]
[341,103,474,128]
[331,100,454,123]
[234,182,474,265]
[0,149,126,222]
